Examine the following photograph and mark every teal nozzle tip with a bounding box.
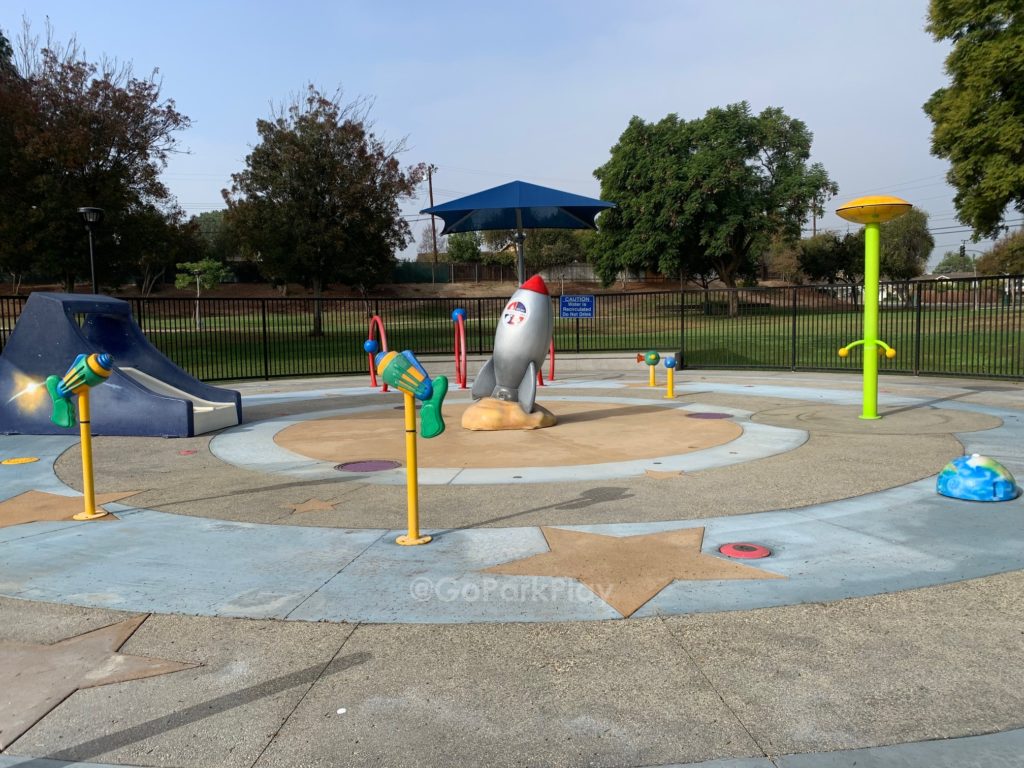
[420,376,448,439]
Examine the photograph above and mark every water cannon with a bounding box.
[374,350,448,439]
[46,353,113,428]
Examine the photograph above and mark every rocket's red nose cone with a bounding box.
[520,275,549,295]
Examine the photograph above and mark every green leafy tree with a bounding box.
[446,232,482,263]
[880,208,934,281]
[193,210,238,263]
[593,102,834,313]
[225,85,426,335]
[976,229,1024,274]
[524,230,588,274]
[934,250,976,273]
[0,23,190,291]
[878,208,934,307]
[175,258,230,330]
[924,1,1024,238]
[798,231,864,286]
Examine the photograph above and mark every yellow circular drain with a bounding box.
[1,457,39,465]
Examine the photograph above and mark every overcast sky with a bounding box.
[3,1,995,268]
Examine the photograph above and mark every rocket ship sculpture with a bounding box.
[472,275,553,414]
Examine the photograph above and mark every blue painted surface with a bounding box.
[3,511,387,618]
[4,728,1024,767]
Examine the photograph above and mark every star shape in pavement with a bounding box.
[485,526,784,617]
[0,615,197,749]
[281,498,337,514]
[0,490,140,529]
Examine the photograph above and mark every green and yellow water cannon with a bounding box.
[374,350,448,439]
[46,352,114,520]
[836,195,911,420]
[46,353,113,428]
[374,349,448,546]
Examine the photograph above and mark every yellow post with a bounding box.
[396,391,431,546]
[664,366,675,399]
[72,389,107,521]
[649,364,656,387]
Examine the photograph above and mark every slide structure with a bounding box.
[0,293,241,437]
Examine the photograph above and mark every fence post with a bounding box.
[913,282,922,376]
[476,298,484,355]
[679,286,685,365]
[791,287,798,371]
[261,299,270,380]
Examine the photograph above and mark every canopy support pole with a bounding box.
[514,210,526,286]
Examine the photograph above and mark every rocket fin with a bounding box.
[518,362,538,414]
[471,358,497,400]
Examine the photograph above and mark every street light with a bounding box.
[77,207,104,294]
[191,268,203,330]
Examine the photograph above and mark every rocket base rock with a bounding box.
[461,398,557,431]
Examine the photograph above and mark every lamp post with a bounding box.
[192,268,203,330]
[962,241,984,311]
[77,207,104,294]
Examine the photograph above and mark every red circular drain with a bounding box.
[719,542,771,559]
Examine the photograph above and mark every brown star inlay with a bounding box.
[0,490,140,528]
[281,498,337,514]
[485,526,784,617]
[0,615,197,749]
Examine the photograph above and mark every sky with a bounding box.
[1,1,997,269]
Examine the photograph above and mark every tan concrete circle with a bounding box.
[750,404,1001,435]
[275,401,742,469]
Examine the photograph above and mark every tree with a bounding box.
[175,258,230,330]
[879,208,934,281]
[416,222,446,261]
[225,85,426,335]
[934,250,976,274]
[878,208,934,307]
[446,232,481,263]
[924,1,1024,239]
[976,229,1024,274]
[0,22,190,291]
[593,102,834,312]
[798,231,864,285]
[193,210,238,263]
[524,230,588,274]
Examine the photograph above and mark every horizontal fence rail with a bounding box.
[1,276,1021,381]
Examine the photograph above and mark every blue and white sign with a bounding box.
[559,294,595,319]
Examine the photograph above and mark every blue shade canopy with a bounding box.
[421,180,614,235]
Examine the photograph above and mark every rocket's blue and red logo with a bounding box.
[503,300,528,326]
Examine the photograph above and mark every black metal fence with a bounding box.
[1,275,1021,381]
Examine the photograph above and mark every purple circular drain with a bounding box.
[335,460,402,472]
[687,412,732,419]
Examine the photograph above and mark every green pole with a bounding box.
[861,222,880,420]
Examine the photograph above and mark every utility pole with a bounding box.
[428,165,439,284]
